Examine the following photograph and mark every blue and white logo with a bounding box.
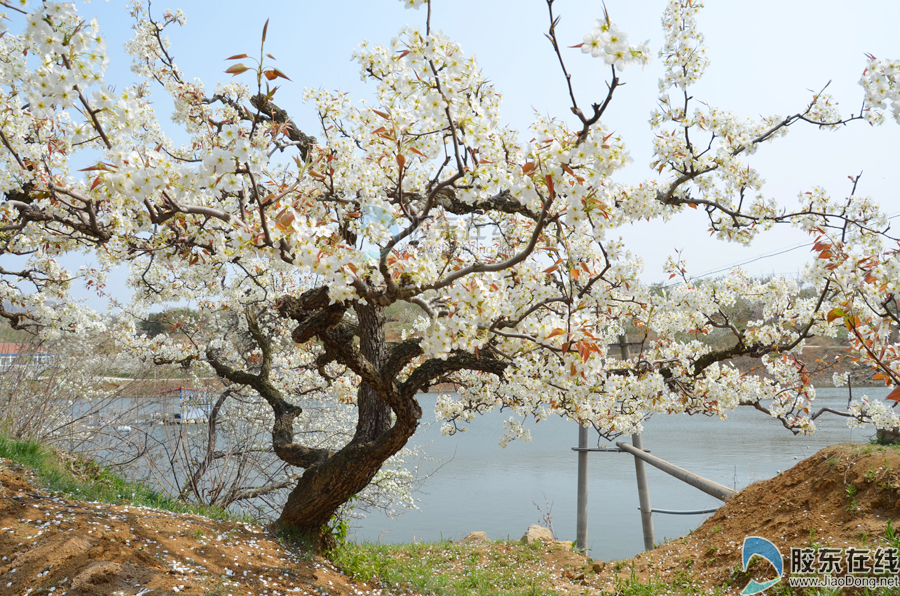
[741,536,783,595]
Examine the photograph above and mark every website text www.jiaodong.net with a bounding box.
[787,574,899,590]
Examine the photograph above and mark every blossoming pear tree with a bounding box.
[1,0,899,548]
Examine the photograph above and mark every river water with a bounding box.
[352,387,891,560]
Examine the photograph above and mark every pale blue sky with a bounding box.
[52,0,900,303]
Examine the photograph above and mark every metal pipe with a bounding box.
[632,433,655,550]
[615,440,738,502]
[640,507,720,515]
[576,424,589,551]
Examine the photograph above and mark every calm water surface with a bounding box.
[352,387,891,560]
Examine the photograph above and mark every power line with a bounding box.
[671,210,900,283]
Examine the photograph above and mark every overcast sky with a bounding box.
[49,0,900,304]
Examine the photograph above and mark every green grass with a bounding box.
[332,540,561,596]
[331,540,719,596]
[0,433,251,523]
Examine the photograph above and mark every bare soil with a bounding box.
[0,461,379,596]
[0,443,897,595]
[589,442,900,593]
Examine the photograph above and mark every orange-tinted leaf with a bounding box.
[687,203,697,209]
[886,386,900,401]
[90,176,102,190]
[264,67,291,81]
[373,110,391,120]
[409,147,427,157]
[262,18,269,43]
[546,328,565,339]
[826,307,845,323]
[225,53,249,60]
[543,258,563,274]
[396,154,406,169]
[522,162,536,175]
[544,174,555,196]
[279,210,295,228]
[225,63,250,76]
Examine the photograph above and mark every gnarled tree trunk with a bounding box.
[274,302,420,550]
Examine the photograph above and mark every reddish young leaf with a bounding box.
[396,154,406,169]
[225,64,250,76]
[265,68,291,81]
[886,386,900,401]
[826,307,845,323]
[225,53,249,60]
[373,110,391,120]
[543,258,563,274]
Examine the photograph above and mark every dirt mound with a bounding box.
[592,443,900,593]
[0,460,377,596]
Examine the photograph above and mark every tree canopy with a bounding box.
[0,0,898,548]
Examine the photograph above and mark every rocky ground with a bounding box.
[0,443,898,595]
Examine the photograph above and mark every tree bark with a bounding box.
[274,302,419,551]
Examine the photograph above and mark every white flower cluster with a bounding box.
[848,396,900,431]
[658,0,709,91]
[581,18,650,69]
[860,56,900,125]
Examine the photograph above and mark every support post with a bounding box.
[632,432,655,551]
[615,440,738,502]
[617,334,655,551]
[576,424,589,551]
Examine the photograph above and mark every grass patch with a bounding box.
[331,540,718,596]
[0,433,250,523]
[332,540,561,596]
